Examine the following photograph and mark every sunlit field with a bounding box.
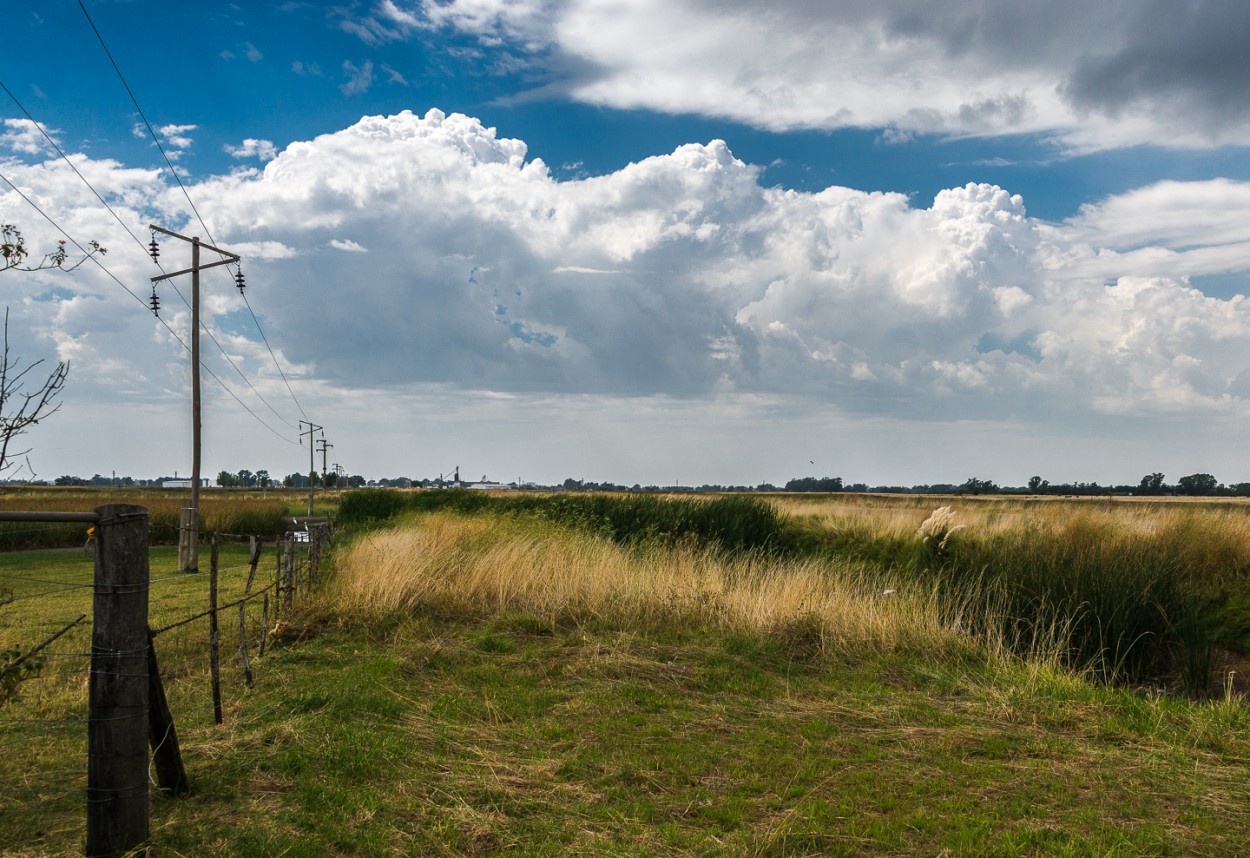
[336,489,1250,694]
[3,488,1249,855]
[0,486,338,549]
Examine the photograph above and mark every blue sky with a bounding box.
[4,1,1250,486]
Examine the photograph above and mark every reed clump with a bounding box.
[770,495,1250,692]
[330,512,963,661]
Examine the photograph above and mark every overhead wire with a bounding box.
[0,169,296,445]
[74,0,310,423]
[0,78,298,432]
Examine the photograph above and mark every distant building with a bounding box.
[466,480,506,490]
[162,479,208,489]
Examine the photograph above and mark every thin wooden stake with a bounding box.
[283,537,294,613]
[209,535,222,725]
[274,540,282,619]
[245,535,260,592]
[238,602,253,689]
[259,593,269,658]
[238,535,259,689]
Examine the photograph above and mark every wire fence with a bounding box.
[0,508,332,857]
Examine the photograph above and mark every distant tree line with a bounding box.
[1017,472,1243,497]
[52,474,179,487]
[216,469,271,488]
[16,470,1250,499]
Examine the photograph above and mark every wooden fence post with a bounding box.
[245,536,260,591]
[239,536,259,689]
[259,593,269,658]
[210,535,222,725]
[87,504,150,858]
[147,630,189,796]
[283,537,294,613]
[309,527,320,588]
[274,540,282,619]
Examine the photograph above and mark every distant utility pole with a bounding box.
[300,420,322,515]
[316,437,333,489]
[149,224,243,573]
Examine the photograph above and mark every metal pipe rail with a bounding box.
[0,511,100,523]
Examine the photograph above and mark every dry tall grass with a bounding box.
[331,513,969,660]
[771,492,1250,545]
[0,489,292,547]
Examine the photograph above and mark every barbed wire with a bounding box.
[149,581,277,637]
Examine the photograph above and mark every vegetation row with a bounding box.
[338,489,784,556]
[0,491,294,550]
[342,490,1250,694]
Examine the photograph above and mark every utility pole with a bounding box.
[316,437,333,489]
[300,420,321,516]
[149,224,242,573]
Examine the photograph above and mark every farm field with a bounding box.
[2,490,1250,855]
[0,486,341,550]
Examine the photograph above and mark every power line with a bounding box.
[0,78,297,431]
[240,291,308,422]
[75,0,211,245]
[75,0,310,423]
[0,78,149,253]
[0,169,297,446]
[1,169,149,311]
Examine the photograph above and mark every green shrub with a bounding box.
[338,488,411,525]
[925,521,1206,690]
[336,490,782,556]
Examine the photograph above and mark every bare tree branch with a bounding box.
[0,307,69,477]
[1,223,105,273]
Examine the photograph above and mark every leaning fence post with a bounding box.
[147,630,189,796]
[309,527,320,588]
[87,504,150,858]
[245,535,260,592]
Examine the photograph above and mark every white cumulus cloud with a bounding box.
[7,108,1250,480]
[225,139,279,161]
[0,118,57,155]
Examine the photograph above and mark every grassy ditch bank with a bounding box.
[3,509,1250,855]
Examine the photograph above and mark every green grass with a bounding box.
[4,498,1250,856]
[0,539,297,854]
[5,577,1250,855]
[105,622,1250,855]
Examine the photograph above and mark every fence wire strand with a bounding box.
[2,523,332,851]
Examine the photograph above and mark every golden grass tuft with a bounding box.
[330,513,965,660]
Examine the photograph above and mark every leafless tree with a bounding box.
[0,308,68,478]
[0,225,94,478]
